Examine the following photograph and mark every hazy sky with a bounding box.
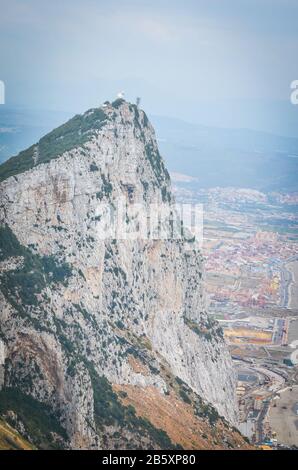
[1,0,298,135]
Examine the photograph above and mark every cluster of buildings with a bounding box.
[174,185,298,448]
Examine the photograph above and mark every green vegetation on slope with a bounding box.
[87,362,180,449]
[0,108,108,183]
[144,143,170,185]
[0,224,72,311]
[0,388,67,449]
[111,98,125,109]
[0,417,35,450]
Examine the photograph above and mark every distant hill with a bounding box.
[151,115,298,192]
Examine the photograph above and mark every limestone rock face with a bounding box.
[0,100,239,449]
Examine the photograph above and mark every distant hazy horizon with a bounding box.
[0,0,298,137]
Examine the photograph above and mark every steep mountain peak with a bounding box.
[0,99,147,184]
[0,101,250,449]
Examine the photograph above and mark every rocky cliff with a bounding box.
[0,99,248,449]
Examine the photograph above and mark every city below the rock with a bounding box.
[173,182,298,448]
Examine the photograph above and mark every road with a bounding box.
[271,254,298,308]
